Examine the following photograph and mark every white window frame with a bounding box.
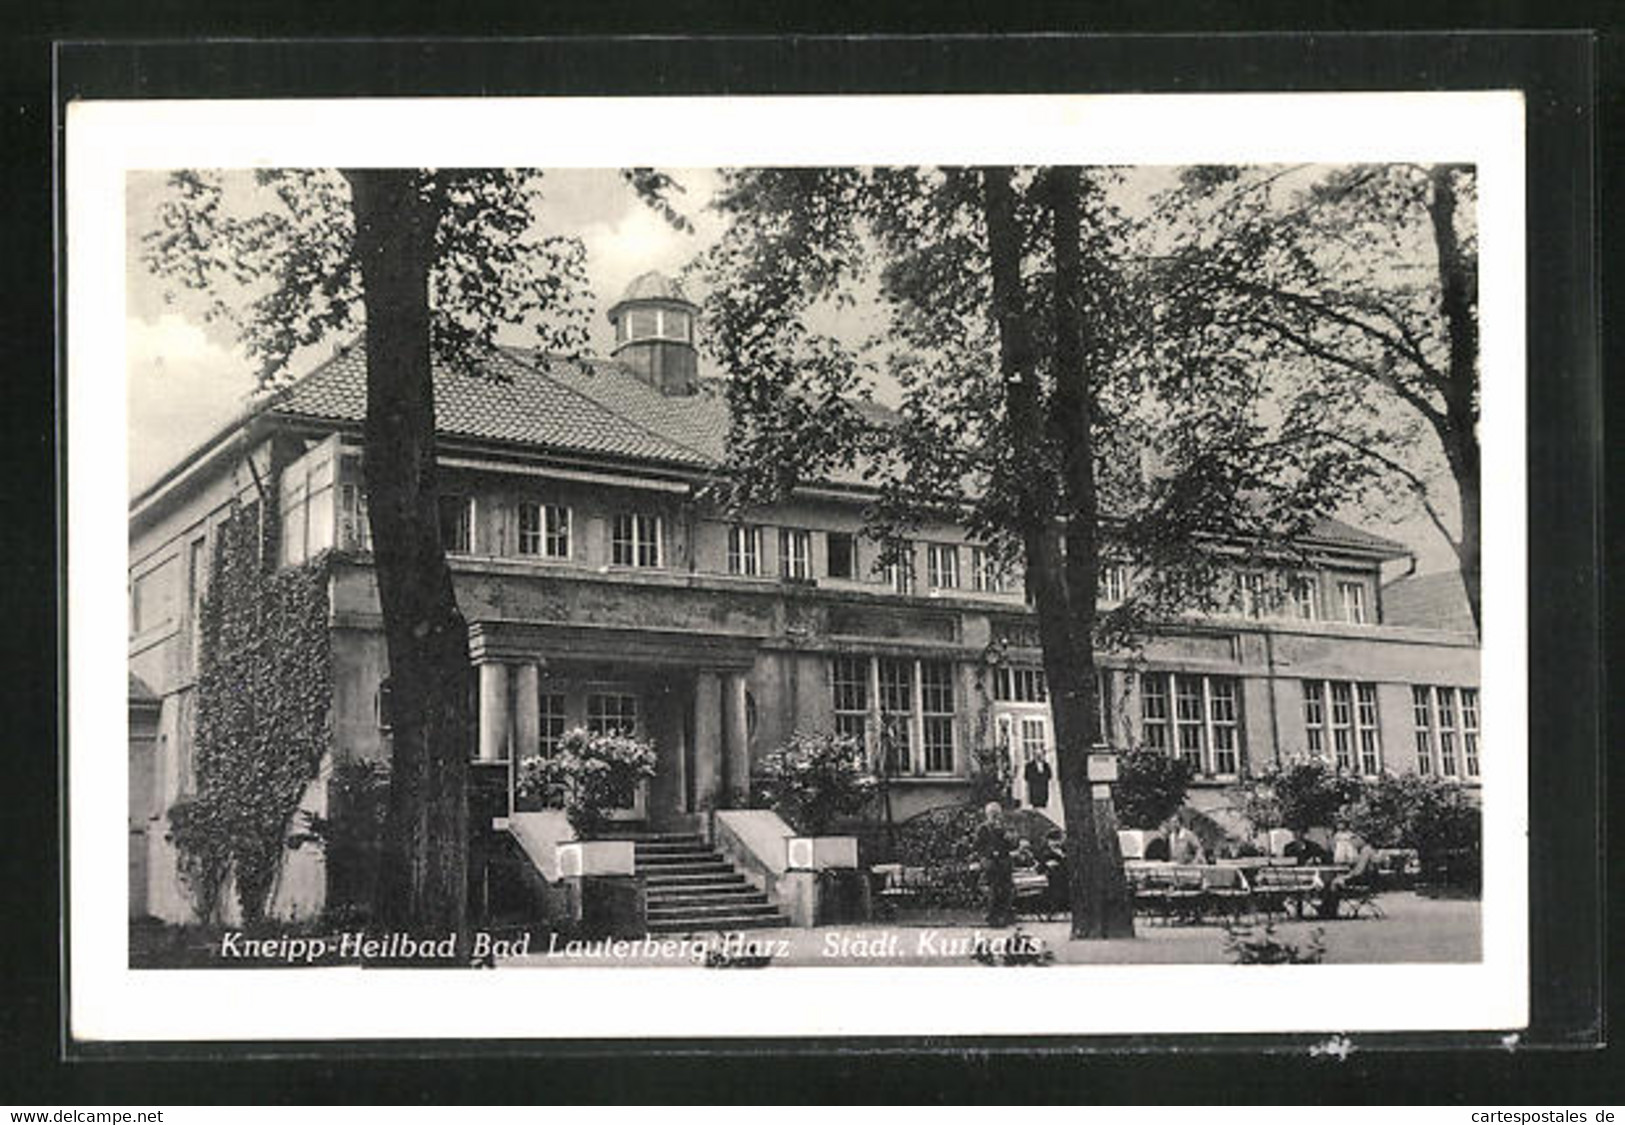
[440,494,475,556]
[779,527,812,580]
[1411,684,1479,781]
[538,691,566,755]
[518,501,572,560]
[926,543,960,591]
[1141,671,1242,777]
[1303,678,1382,776]
[1338,580,1368,624]
[1100,564,1127,605]
[885,541,915,595]
[612,513,664,568]
[728,524,763,576]
[970,546,1006,594]
[919,660,957,774]
[1292,575,1320,621]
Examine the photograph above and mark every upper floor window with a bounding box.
[970,546,1007,594]
[339,484,372,551]
[1302,678,1381,774]
[1338,580,1368,624]
[826,531,857,580]
[1100,564,1128,605]
[884,542,915,595]
[780,528,812,580]
[1238,572,1267,619]
[130,558,177,636]
[518,502,571,560]
[1291,575,1319,621]
[439,495,475,555]
[612,513,663,568]
[728,525,762,576]
[926,543,960,590]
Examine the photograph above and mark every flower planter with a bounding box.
[557,839,635,878]
[785,835,859,871]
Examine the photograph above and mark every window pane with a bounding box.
[1140,672,1170,752]
[1462,688,1480,778]
[612,514,635,566]
[827,532,855,579]
[518,502,542,555]
[544,505,570,558]
[1412,685,1434,775]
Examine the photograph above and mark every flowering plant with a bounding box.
[755,730,878,835]
[516,728,657,839]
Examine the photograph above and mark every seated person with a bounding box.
[1287,836,1332,866]
[1142,834,1171,861]
[1012,838,1039,871]
[1332,837,1379,891]
[1167,822,1207,865]
[1040,830,1069,909]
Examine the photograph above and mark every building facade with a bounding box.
[127,273,1481,923]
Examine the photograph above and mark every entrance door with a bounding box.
[585,688,648,821]
[997,709,1054,813]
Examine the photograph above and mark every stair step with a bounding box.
[647,889,769,905]
[635,862,733,876]
[633,840,712,853]
[608,833,705,844]
[642,872,747,887]
[634,849,723,862]
[647,915,789,934]
[647,901,781,919]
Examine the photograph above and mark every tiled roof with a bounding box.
[272,344,713,468]
[1303,516,1410,559]
[1383,570,1477,632]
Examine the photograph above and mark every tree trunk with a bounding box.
[342,169,472,948]
[1426,164,1482,637]
[982,166,1133,940]
[1046,167,1135,938]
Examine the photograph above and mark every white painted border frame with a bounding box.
[68,92,1527,1041]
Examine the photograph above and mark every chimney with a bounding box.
[606,270,700,396]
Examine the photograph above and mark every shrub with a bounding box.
[967,741,1014,808]
[1113,749,1194,829]
[1339,772,1481,885]
[515,728,657,840]
[165,798,231,925]
[298,759,390,919]
[1239,760,1365,835]
[1224,922,1327,965]
[754,730,879,835]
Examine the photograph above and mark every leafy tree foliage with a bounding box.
[1150,164,1481,632]
[697,166,1354,938]
[1112,749,1195,831]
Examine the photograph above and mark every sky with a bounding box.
[125,166,1460,575]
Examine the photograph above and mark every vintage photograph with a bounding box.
[66,92,1527,1040]
[123,160,1484,970]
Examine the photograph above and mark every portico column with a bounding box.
[513,662,540,759]
[693,671,723,811]
[478,662,510,763]
[723,671,750,807]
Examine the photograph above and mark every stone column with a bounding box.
[692,671,722,811]
[513,663,540,759]
[478,662,510,763]
[723,671,750,807]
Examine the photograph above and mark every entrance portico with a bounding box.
[467,620,759,827]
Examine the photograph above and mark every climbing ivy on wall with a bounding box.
[175,483,334,925]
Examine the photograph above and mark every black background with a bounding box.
[4,8,1615,1106]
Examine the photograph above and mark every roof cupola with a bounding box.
[606,270,700,396]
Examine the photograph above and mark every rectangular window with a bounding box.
[518,502,572,559]
[885,542,915,595]
[1100,564,1127,605]
[920,661,956,774]
[1339,580,1368,624]
[728,525,762,576]
[1292,575,1319,621]
[1303,679,1382,775]
[1412,685,1435,775]
[993,666,1048,704]
[439,494,474,555]
[1140,673,1170,753]
[779,528,812,580]
[1239,572,1267,618]
[970,546,1006,594]
[1302,679,1327,761]
[1209,678,1239,775]
[926,543,960,590]
[586,692,638,736]
[539,692,566,755]
[1020,716,1048,764]
[826,531,856,580]
[612,513,663,568]
[877,657,913,773]
[339,484,372,551]
[831,656,870,746]
[1461,688,1480,778]
[130,559,177,636]
[1356,683,1382,774]
[1173,674,1206,772]
[1436,686,1459,777]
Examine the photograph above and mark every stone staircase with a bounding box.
[621,831,789,934]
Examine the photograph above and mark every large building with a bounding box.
[127,272,1481,923]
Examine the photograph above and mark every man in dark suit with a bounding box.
[1023,752,1052,809]
[975,802,1016,927]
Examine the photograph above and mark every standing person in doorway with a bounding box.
[1023,750,1053,810]
[975,802,1016,927]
